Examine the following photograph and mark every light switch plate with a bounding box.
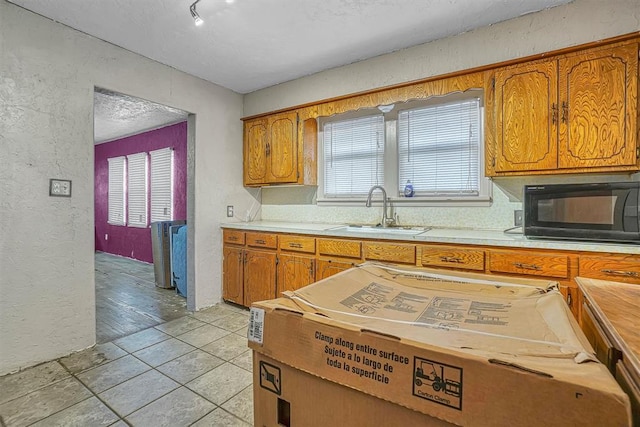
[49,179,72,197]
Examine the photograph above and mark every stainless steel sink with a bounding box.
[331,224,431,236]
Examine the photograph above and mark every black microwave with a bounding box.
[524,182,640,243]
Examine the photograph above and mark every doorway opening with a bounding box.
[93,88,193,343]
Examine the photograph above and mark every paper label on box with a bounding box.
[248,307,265,344]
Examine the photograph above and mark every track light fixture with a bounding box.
[190,0,204,26]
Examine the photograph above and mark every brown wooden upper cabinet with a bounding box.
[243,111,299,186]
[489,41,639,175]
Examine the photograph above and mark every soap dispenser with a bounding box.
[404,180,414,197]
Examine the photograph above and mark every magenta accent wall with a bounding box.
[95,122,187,263]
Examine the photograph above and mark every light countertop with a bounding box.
[220,220,640,254]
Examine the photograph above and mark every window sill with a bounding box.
[316,196,492,208]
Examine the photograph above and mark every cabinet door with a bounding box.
[316,259,357,281]
[277,254,315,296]
[559,43,638,169]
[244,118,268,186]
[494,60,558,172]
[267,112,298,183]
[244,249,277,306]
[222,246,244,305]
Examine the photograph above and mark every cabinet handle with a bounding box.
[440,256,463,264]
[229,236,238,241]
[309,262,315,277]
[266,143,271,156]
[600,269,639,278]
[243,252,247,264]
[289,242,303,249]
[561,101,568,123]
[513,262,541,271]
[255,239,266,245]
[551,103,558,125]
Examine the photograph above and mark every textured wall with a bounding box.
[244,0,640,228]
[0,0,247,375]
[94,122,187,263]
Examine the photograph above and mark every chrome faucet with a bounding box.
[366,185,395,228]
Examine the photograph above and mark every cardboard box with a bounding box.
[249,262,631,426]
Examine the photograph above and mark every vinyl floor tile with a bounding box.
[0,361,69,405]
[154,316,206,336]
[132,338,196,367]
[112,327,171,353]
[76,355,150,394]
[201,333,250,361]
[186,363,253,405]
[175,324,230,348]
[221,385,254,424]
[59,342,127,374]
[125,387,215,427]
[0,377,92,427]
[156,350,225,384]
[98,370,179,417]
[191,408,252,427]
[30,396,119,427]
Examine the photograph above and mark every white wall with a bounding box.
[0,0,250,375]
[244,0,640,228]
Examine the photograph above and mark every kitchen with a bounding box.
[1,0,639,425]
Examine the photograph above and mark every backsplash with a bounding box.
[260,183,520,231]
[258,174,640,231]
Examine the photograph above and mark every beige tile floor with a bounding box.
[0,304,254,426]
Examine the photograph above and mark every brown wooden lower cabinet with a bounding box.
[277,253,315,296]
[316,258,358,281]
[222,228,638,330]
[222,246,244,305]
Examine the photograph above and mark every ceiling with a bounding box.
[9,0,571,94]
[11,0,571,142]
[93,90,188,143]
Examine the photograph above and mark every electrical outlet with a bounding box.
[227,205,234,217]
[514,209,523,227]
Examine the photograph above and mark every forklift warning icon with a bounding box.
[260,361,282,396]
[412,357,463,410]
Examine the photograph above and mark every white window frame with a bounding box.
[107,156,126,225]
[318,91,491,207]
[126,152,148,228]
[150,147,174,222]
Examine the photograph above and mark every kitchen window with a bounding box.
[318,91,491,205]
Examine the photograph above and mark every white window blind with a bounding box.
[150,148,174,222]
[107,156,126,225]
[323,115,384,198]
[398,98,481,196]
[126,152,148,228]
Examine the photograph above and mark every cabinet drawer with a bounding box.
[579,255,640,284]
[317,238,361,259]
[363,242,416,264]
[279,235,316,253]
[246,232,277,249]
[489,250,569,278]
[581,303,620,373]
[223,229,245,245]
[420,245,485,271]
